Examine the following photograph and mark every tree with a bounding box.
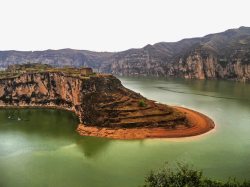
[141,163,250,187]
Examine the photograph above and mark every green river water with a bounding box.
[0,77,250,187]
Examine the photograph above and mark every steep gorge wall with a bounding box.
[108,50,250,82]
[169,51,250,81]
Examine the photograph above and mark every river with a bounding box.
[0,77,250,187]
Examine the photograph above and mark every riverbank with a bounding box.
[76,106,215,139]
[0,104,215,140]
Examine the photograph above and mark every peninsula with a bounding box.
[0,64,215,139]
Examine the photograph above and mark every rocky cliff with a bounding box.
[0,66,186,129]
[109,27,250,81]
[0,27,249,81]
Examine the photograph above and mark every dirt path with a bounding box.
[76,106,215,140]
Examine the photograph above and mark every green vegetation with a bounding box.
[0,63,95,79]
[138,99,147,107]
[142,163,250,187]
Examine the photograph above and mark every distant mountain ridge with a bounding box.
[0,26,250,81]
[0,49,114,71]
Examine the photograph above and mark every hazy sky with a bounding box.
[0,0,249,52]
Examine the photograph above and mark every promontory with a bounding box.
[0,64,215,139]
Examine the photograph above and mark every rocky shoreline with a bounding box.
[76,106,215,139]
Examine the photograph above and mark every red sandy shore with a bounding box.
[76,106,215,140]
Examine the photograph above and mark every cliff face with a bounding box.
[0,71,186,128]
[167,50,250,81]
[0,72,84,119]
[108,27,250,82]
[0,27,249,81]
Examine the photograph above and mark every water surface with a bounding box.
[0,77,250,187]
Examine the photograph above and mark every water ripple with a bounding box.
[156,86,249,101]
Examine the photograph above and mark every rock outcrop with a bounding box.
[0,65,187,129]
[1,27,249,81]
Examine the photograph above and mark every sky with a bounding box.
[0,0,249,52]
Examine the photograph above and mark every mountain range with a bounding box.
[0,26,249,81]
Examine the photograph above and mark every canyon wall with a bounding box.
[170,50,250,81]
[110,48,249,81]
[107,27,250,81]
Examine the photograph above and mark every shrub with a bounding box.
[138,100,147,107]
[141,163,250,187]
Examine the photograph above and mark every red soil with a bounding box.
[76,106,215,140]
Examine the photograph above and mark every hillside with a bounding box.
[0,27,250,81]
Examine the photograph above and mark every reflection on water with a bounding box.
[0,77,250,187]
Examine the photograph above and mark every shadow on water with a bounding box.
[0,108,111,159]
[76,136,111,158]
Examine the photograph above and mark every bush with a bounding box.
[138,100,147,107]
[141,163,250,187]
